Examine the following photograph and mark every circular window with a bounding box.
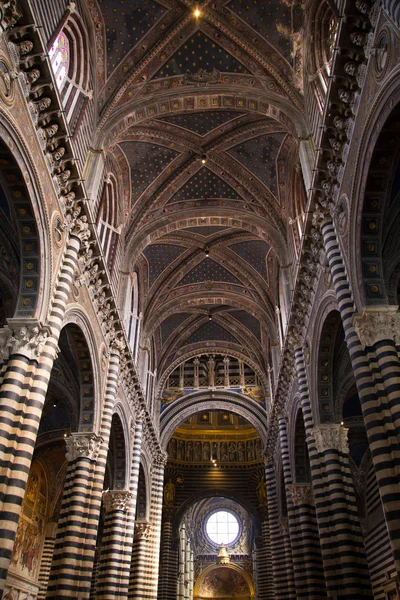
[206,510,240,546]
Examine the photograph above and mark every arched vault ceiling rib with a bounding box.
[124,212,288,270]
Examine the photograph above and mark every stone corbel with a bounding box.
[353,306,400,348]
[311,424,349,454]
[102,490,134,514]
[65,432,103,462]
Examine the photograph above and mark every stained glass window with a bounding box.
[324,16,338,75]
[49,32,69,90]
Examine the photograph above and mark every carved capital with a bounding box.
[287,483,314,506]
[0,319,49,361]
[279,517,289,535]
[102,490,134,514]
[353,307,400,348]
[134,520,152,540]
[70,215,91,243]
[153,449,168,467]
[312,424,349,454]
[65,432,103,462]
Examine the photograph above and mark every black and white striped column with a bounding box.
[0,233,81,595]
[96,490,135,597]
[322,218,400,575]
[129,520,152,599]
[158,511,177,600]
[47,342,124,598]
[265,461,287,599]
[96,416,144,598]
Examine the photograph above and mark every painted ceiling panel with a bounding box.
[161,313,191,344]
[168,167,241,204]
[228,133,285,197]
[230,240,270,280]
[228,0,292,63]
[99,0,167,77]
[185,321,239,345]
[184,226,230,237]
[230,310,261,340]
[157,111,245,136]
[177,258,241,286]
[120,141,179,203]
[143,243,186,286]
[154,30,250,78]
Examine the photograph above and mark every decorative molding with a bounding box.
[102,490,135,513]
[65,432,103,462]
[311,424,349,454]
[353,307,400,348]
[287,483,314,506]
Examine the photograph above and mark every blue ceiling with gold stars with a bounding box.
[154,31,250,78]
[185,321,239,345]
[177,258,241,286]
[228,0,292,63]
[230,310,261,340]
[120,141,179,204]
[98,0,167,77]
[161,313,190,345]
[184,226,230,237]
[230,240,270,280]
[228,133,285,197]
[157,112,245,136]
[143,243,186,286]
[168,167,242,204]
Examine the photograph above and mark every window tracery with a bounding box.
[49,31,69,90]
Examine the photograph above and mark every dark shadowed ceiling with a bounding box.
[93,0,306,388]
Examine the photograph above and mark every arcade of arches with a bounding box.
[0,0,399,599]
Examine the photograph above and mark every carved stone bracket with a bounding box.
[312,424,349,454]
[287,483,314,507]
[134,520,152,540]
[102,490,135,514]
[65,432,103,462]
[353,306,400,349]
[0,319,49,361]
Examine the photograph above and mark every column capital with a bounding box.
[65,432,103,462]
[287,483,314,507]
[134,520,152,540]
[353,306,400,348]
[0,319,49,361]
[311,424,349,454]
[153,449,168,467]
[102,490,134,514]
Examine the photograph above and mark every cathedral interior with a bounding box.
[0,0,399,598]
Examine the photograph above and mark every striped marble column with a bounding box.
[129,520,152,599]
[37,523,57,600]
[47,342,124,598]
[278,416,313,598]
[294,345,371,597]
[129,453,166,599]
[0,232,82,594]
[157,512,177,600]
[96,417,144,598]
[264,461,286,599]
[96,490,135,597]
[322,218,400,575]
[256,510,275,600]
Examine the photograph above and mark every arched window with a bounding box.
[49,31,69,90]
[310,2,339,113]
[48,11,91,136]
[97,176,120,277]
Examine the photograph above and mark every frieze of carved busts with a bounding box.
[102,490,134,514]
[65,432,103,462]
[353,307,400,348]
[287,483,314,507]
[312,424,349,454]
[0,320,49,361]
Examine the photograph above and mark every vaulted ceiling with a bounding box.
[92,0,307,382]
